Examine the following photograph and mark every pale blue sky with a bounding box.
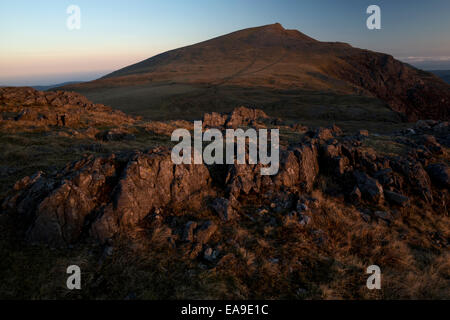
[1,0,449,85]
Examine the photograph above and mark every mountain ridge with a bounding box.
[61,23,450,121]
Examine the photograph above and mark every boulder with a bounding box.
[210,197,239,221]
[384,190,409,207]
[195,221,217,245]
[3,148,215,246]
[181,221,198,242]
[202,106,268,129]
[353,171,384,204]
[349,186,362,203]
[426,163,450,188]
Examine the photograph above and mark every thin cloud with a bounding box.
[398,56,450,63]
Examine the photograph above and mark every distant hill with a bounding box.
[61,23,450,122]
[32,81,84,91]
[430,70,450,84]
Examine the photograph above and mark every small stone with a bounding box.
[359,211,371,222]
[210,197,238,221]
[349,186,362,203]
[257,208,269,215]
[297,202,308,212]
[299,215,311,226]
[195,221,217,245]
[104,246,113,257]
[204,247,218,262]
[358,130,369,137]
[181,221,197,242]
[384,190,409,207]
[374,211,392,221]
[426,163,450,188]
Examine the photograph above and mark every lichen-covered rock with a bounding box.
[225,143,319,198]
[3,148,215,246]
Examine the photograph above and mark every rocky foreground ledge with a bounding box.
[2,109,449,248]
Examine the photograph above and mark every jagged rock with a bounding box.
[203,247,219,262]
[299,215,311,226]
[421,135,442,154]
[320,143,351,175]
[202,112,228,128]
[312,127,334,141]
[353,171,384,204]
[0,87,136,130]
[210,197,238,221]
[181,221,198,242]
[14,108,39,121]
[3,148,214,246]
[226,107,269,128]
[374,211,392,221]
[195,221,217,245]
[292,144,319,192]
[296,201,308,212]
[282,211,298,226]
[3,95,449,251]
[384,190,409,207]
[394,160,433,201]
[426,163,450,188]
[359,210,371,222]
[349,186,362,203]
[374,168,394,186]
[202,106,268,129]
[91,151,214,242]
[309,125,342,141]
[291,123,308,133]
[226,144,319,197]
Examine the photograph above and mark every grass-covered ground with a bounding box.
[0,94,448,300]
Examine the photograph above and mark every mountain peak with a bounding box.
[264,22,284,30]
[243,23,318,43]
[73,24,449,122]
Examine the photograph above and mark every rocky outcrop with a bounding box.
[426,163,450,189]
[353,171,384,204]
[384,190,409,207]
[2,148,214,246]
[203,106,269,128]
[2,113,449,248]
[0,87,136,130]
[225,143,319,199]
[330,51,450,121]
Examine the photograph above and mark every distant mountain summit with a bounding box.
[64,23,450,121]
[102,23,348,82]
